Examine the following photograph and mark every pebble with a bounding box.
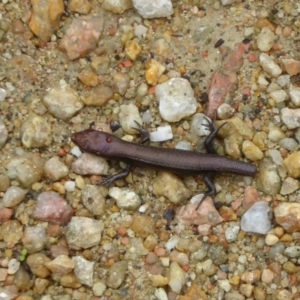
[276,74,290,87]
[0,120,8,149]
[59,16,104,60]
[218,279,231,292]
[0,208,13,224]
[240,283,253,297]
[21,114,52,148]
[190,113,210,137]
[6,154,45,188]
[113,72,130,96]
[71,153,109,175]
[241,201,271,234]
[261,268,274,283]
[274,202,300,232]
[33,191,74,225]
[242,140,263,161]
[77,69,98,86]
[124,237,149,260]
[2,186,28,208]
[268,126,285,142]
[154,288,168,300]
[150,274,169,287]
[131,215,155,238]
[257,158,281,195]
[125,40,141,61]
[145,59,166,85]
[283,151,300,177]
[164,236,180,252]
[281,107,300,129]
[265,234,279,246]
[22,226,47,253]
[119,104,143,134]
[73,256,94,287]
[69,0,92,14]
[92,281,107,297]
[7,258,20,275]
[81,185,107,216]
[281,58,300,76]
[153,171,192,204]
[102,0,133,14]
[149,125,173,142]
[289,85,300,106]
[201,259,217,276]
[60,273,81,288]
[259,53,282,77]
[65,216,104,249]
[217,103,235,120]
[241,269,261,284]
[268,149,283,165]
[44,156,69,181]
[132,0,173,18]
[156,78,197,122]
[168,262,186,293]
[26,253,51,278]
[82,85,113,106]
[0,87,7,101]
[43,83,83,120]
[0,220,23,243]
[225,226,240,243]
[283,246,300,258]
[280,177,299,195]
[108,187,141,210]
[106,261,128,289]
[270,89,287,103]
[279,138,299,152]
[29,0,64,41]
[64,181,75,192]
[257,27,275,51]
[169,251,189,266]
[45,255,75,276]
[175,141,192,151]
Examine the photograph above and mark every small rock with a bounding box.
[45,255,75,276]
[26,253,51,278]
[0,220,23,243]
[81,185,107,216]
[284,152,300,178]
[65,216,104,249]
[257,27,275,51]
[125,40,141,61]
[270,89,287,103]
[190,113,210,137]
[259,53,282,77]
[106,261,128,289]
[281,107,300,129]
[0,174,10,192]
[113,72,130,96]
[73,256,94,287]
[77,69,98,86]
[0,208,13,224]
[280,177,299,195]
[132,0,173,18]
[0,120,8,149]
[268,126,285,142]
[156,78,197,122]
[225,226,240,243]
[242,140,263,161]
[119,104,143,134]
[257,158,281,195]
[29,0,64,41]
[150,125,173,142]
[6,154,45,188]
[69,0,92,14]
[131,215,155,238]
[43,83,83,120]
[218,279,231,292]
[283,246,300,258]
[92,281,107,297]
[276,74,290,87]
[72,153,109,175]
[168,262,186,293]
[268,149,283,165]
[150,274,169,287]
[241,269,261,284]
[44,156,69,181]
[241,201,271,234]
[7,259,20,275]
[22,226,47,253]
[265,234,279,246]
[178,284,207,300]
[279,138,299,152]
[108,187,141,210]
[261,269,274,283]
[59,16,104,60]
[274,202,300,232]
[60,273,81,288]
[145,59,166,85]
[102,0,133,13]
[289,85,300,107]
[82,85,113,106]
[169,250,189,266]
[124,237,149,260]
[33,191,74,225]
[281,58,300,76]
[217,103,235,120]
[240,283,254,298]
[2,186,28,208]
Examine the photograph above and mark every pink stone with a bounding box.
[33,191,74,225]
[197,224,211,236]
[274,202,300,232]
[281,58,300,76]
[242,186,259,210]
[261,268,274,283]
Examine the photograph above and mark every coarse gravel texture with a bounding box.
[0,1,300,300]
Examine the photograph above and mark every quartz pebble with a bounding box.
[43,83,83,120]
[106,261,128,289]
[59,16,104,60]
[217,103,235,120]
[150,125,173,142]
[265,234,279,246]
[73,256,94,287]
[102,0,133,14]
[241,201,271,234]
[168,262,186,293]
[257,27,275,51]
[145,59,166,85]
[7,259,20,275]
[289,85,300,106]
[22,226,47,253]
[44,156,69,181]
[274,202,300,232]
[0,120,8,149]
[0,220,23,243]
[72,153,109,175]
[268,149,283,165]
[81,185,107,216]
[281,107,300,129]
[45,255,74,276]
[270,89,287,103]
[2,186,28,208]
[280,177,299,195]
[92,281,107,297]
[113,72,130,96]
[65,217,104,249]
[119,104,143,134]
[132,0,173,19]
[259,53,282,77]
[283,246,300,258]
[108,187,141,210]
[33,191,74,225]
[279,138,298,152]
[156,78,197,122]
[225,226,240,243]
[190,113,210,137]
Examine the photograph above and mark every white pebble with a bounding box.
[154,288,168,300]
[109,187,141,210]
[65,181,76,192]
[289,85,300,107]
[134,24,148,38]
[257,27,275,51]
[265,234,279,246]
[0,87,7,102]
[132,0,173,18]
[150,125,173,142]
[260,53,282,77]
[70,146,82,157]
[268,149,283,165]
[190,113,210,136]
[175,141,192,151]
[225,226,240,243]
[281,107,300,129]
[270,90,287,103]
[119,104,143,134]
[276,75,290,87]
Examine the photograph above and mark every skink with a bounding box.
[71,122,257,208]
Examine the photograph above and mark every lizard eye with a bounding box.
[106,137,112,143]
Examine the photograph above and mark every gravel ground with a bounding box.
[1,0,300,300]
